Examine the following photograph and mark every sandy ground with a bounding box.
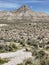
[0,49,32,65]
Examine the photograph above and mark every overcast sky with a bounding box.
[0,0,49,14]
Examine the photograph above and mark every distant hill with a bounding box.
[0,5,49,23]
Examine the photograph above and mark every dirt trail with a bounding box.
[0,49,32,65]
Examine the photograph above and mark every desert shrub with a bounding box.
[17,58,40,65]
[40,58,49,65]
[14,40,17,42]
[32,50,38,56]
[45,46,49,49]
[5,45,10,51]
[27,38,31,45]
[8,45,13,51]
[40,55,49,65]
[0,50,4,53]
[25,47,30,51]
[0,43,18,53]
[27,41,31,45]
[0,45,6,53]
[35,50,49,65]
[19,40,25,47]
[8,43,18,51]
[39,44,43,48]
[38,50,45,57]
[25,48,28,51]
[32,44,38,49]
[0,58,8,64]
[36,50,46,59]
[29,23,31,25]
[46,41,49,45]
[17,63,23,65]
[12,43,17,49]
[25,59,32,65]
[0,45,3,50]
[20,41,24,45]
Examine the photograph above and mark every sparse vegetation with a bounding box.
[0,5,49,65]
[0,42,21,53]
[17,58,39,65]
[17,50,49,65]
[0,58,8,64]
[32,50,38,56]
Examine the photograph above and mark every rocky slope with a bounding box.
[0,5,49,48]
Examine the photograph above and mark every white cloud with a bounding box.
[0,0,49,9]
[16,0,49,3]
[0,1,20,8]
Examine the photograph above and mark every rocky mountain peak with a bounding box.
[20,5,30,11]
[0,5,49,22]
[14,5,31,13]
